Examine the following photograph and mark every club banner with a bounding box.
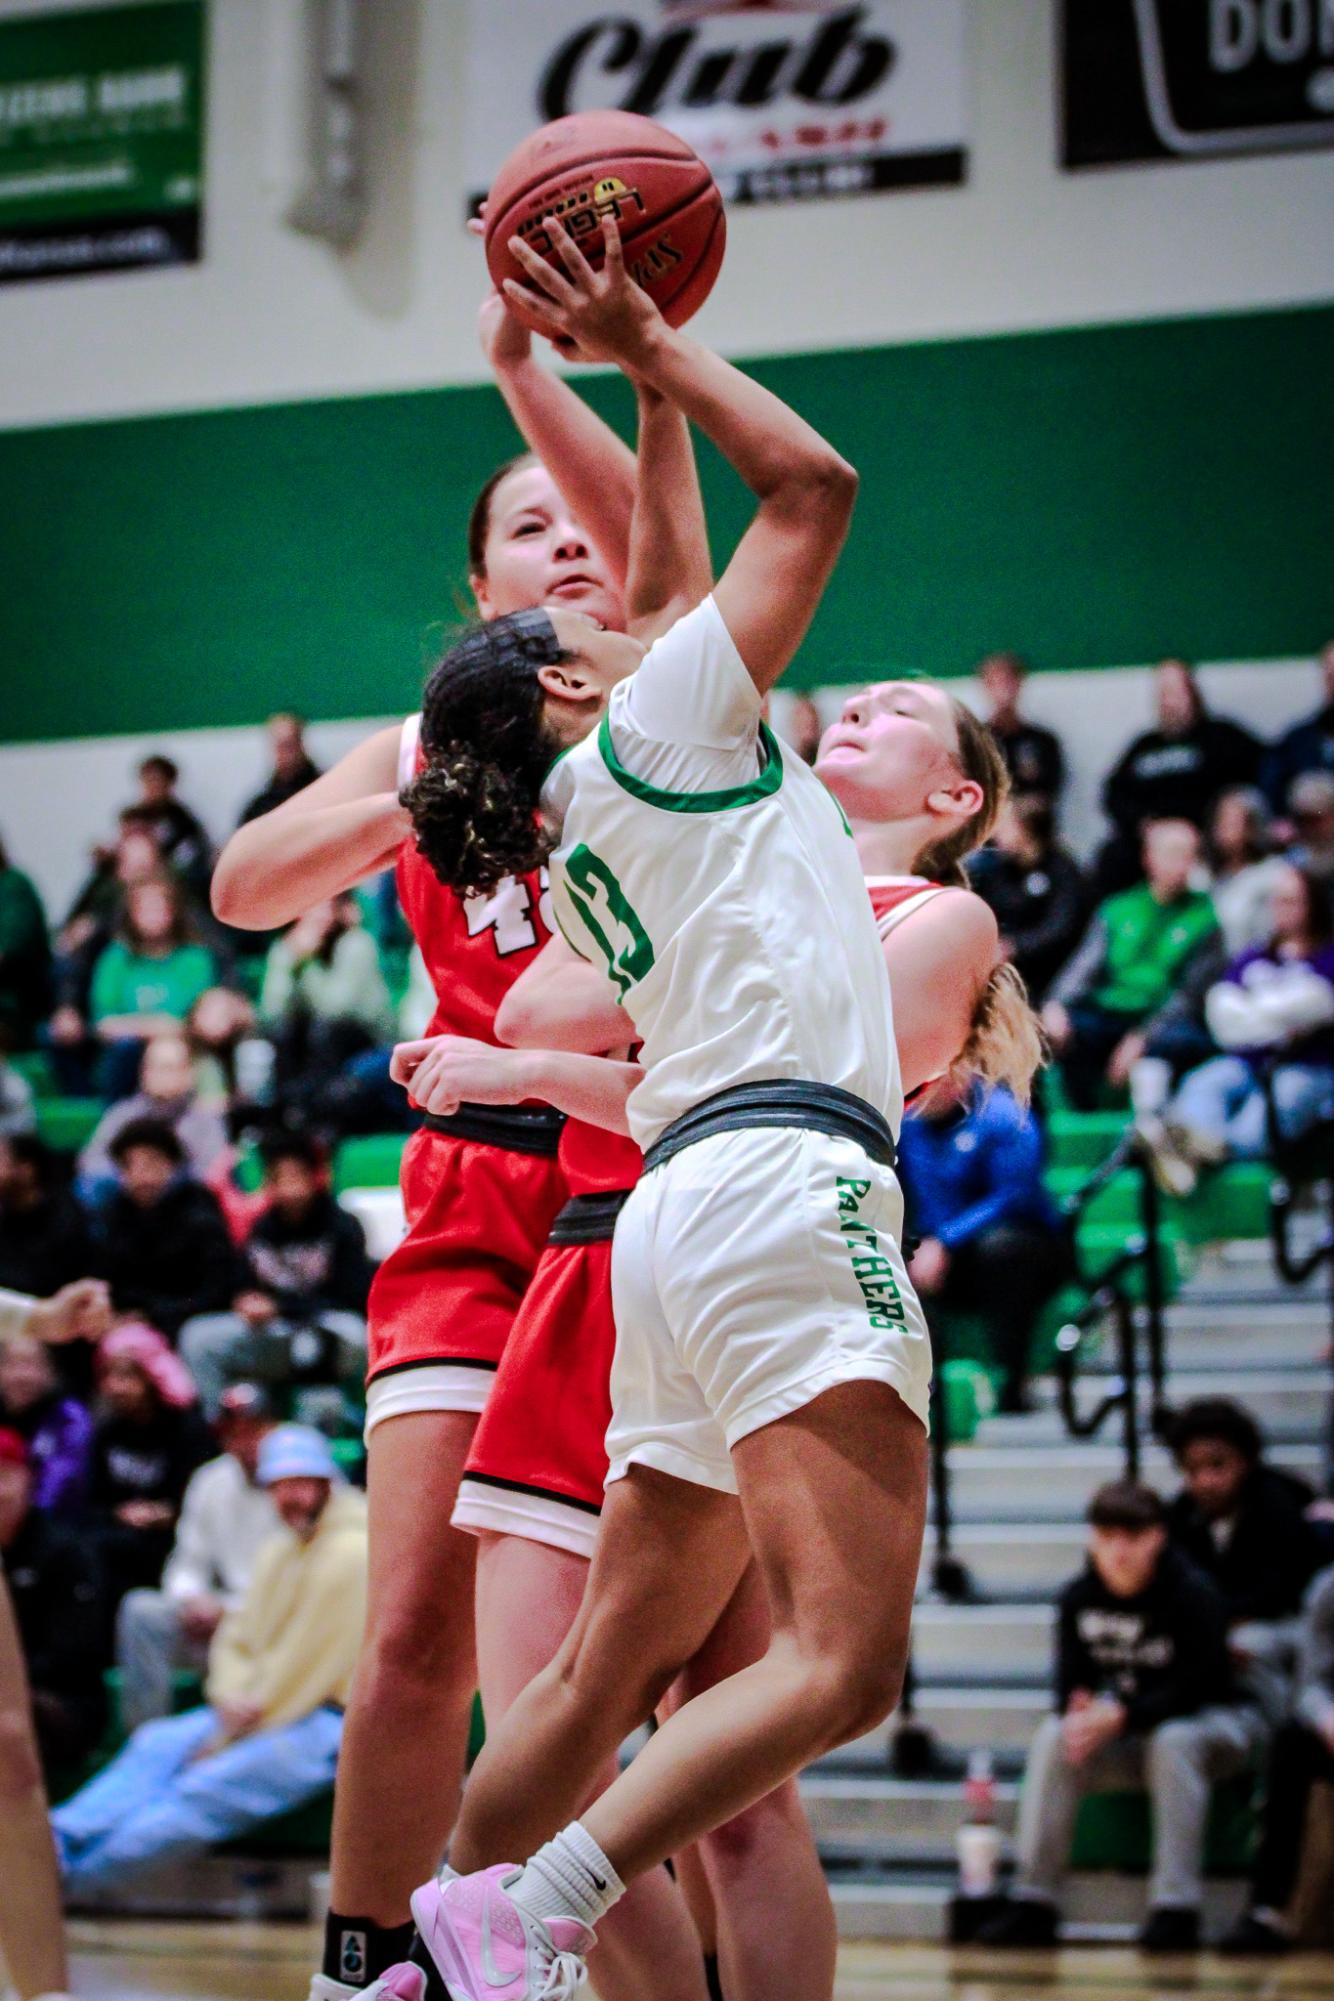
[464,1,968,213]
[1062,0,1334,168]
[0,0,205,285]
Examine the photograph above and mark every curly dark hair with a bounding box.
[404,610,573,899]
[1166,1397,1264,1467]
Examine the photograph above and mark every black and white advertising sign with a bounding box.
[464,1,969,210]
[1062,0,1334,168]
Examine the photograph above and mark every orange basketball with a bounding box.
[484,110,726,335]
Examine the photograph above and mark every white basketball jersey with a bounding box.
[540,595,901,1153]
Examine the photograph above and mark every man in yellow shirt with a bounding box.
[52,1425,367,1892]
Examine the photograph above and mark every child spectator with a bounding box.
[0,1136,97,1303]
[1140,864,1334,1192]
[1208,788,1288,956]
[116,1383,278,1732]
[1097,660,1262,896]
[93,1120,237,1339]
[179,1133,373,1417]
[976,651,1066,808]
[1043,820,1223,1110]
[899,1079,1072,1414]
[0,1426,106,1776]
[52,1425,366,1892]
[86,1325,214,1613]
[1220,1564,1334,1955]
[0,1333,93,1519]
[979,1481,1259,1955]
[79,1033,229,1198]
[967,796,1088,1004]
[0,834,51,1051]
[1262,638,1334,816]
[88,878,218,1099]
[1165,1398,1326,1722]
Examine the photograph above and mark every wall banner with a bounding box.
[1062,0,1334,169]
[464,1,969,212]
[0,0,205,285]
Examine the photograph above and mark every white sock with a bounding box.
[508,1821,625,1930]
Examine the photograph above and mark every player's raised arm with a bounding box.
[624,380,713,646]
[505,214,856,694]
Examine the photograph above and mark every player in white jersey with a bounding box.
[362,220,992,2001]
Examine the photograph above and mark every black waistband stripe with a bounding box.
[548,1189,633,1245]
[421,1101,565,1156]
[642,1079,896,1178]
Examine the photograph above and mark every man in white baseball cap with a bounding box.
[52,1425,367,1892]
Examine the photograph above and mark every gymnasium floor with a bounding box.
[64,1923,1333,1999]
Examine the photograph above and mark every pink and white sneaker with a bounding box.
[342,1972,427,2001]
[408,1865,593,2000]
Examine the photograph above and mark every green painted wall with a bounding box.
[3,302,1331,743]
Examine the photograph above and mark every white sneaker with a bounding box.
[309,1973,426,2001]
[308,1980,359,2001]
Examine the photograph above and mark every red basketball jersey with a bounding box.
[866,875,947,939]
[395,714,556,1046]
[558,1113,643,1198]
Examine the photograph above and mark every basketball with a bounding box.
[484,110,726,335]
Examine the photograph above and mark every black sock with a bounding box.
[323,1911,418,1985]
[704,1952,725,2001]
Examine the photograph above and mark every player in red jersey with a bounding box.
[213,296,717,2000]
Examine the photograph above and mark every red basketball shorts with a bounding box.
[364,1125,567,1438]
[452,1236,616,1560]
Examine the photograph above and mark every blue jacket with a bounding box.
[898,1086,1063,1251]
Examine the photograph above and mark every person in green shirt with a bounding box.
[1043,819,1223,1110]
[89,879,217,1099]
[0,839,51,1050]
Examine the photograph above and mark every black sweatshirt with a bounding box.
[2,1509,108,1753]
[1056,1546,1236,1732]
[94,1177,239,1338]
[1166,1465,1325,1626]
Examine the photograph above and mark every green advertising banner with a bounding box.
[0,0,205,284]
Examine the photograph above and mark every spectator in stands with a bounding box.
[128,753,213,898]
[980,1481,1259,1955]
[1285,770,1334,884]
[968,796,1088,1003]
[0,835,51,1051]
[52,1424,367,1892]
[899,1079,1072,1414]
[977,651,1066,807]
[87,877,219,1099]
[1166,1399,1326,1709]
[0,1333,93,1519]
[179,1132,374,1418]
[93,1120,237,1339]
[1208,788,1288,957]
[49,815,169,1090]
[1097,660,1263,897]
[0,1135,96,1303]
[1261,639,1334,816]
[1220,1563,1334,1955]
[116,1383,278,1733]
[782,693,823,766]
[1140,864,1334,1192]
[79,1032,229,1199]
[0,1426,106,1776]
[1043,819,1223,1110]
[237,713,322,826]
[258,895,394,1124]
[0,1031,35,1137]
[86,1325,213,1615]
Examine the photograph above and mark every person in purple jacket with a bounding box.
[0,1329,93,1519]
[1141,863,1334,1194]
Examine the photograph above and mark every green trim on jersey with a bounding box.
[598,714,785,814]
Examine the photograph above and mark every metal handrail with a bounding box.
[1050,1126,1171,1478]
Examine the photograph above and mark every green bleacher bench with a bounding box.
[1046,1160,1274,1246]
[1071,1771,1257,1875]
[35,1095,104,1151]
[10,1049,56,1098]
[1046,1111,1130,1174]
[334,1133,408,1192]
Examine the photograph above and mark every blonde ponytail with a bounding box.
[922,702,1048,1103]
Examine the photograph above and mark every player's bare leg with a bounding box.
[326,1412,480,1964]
[475,1532,711,2001]
[0,1577,72,2001]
